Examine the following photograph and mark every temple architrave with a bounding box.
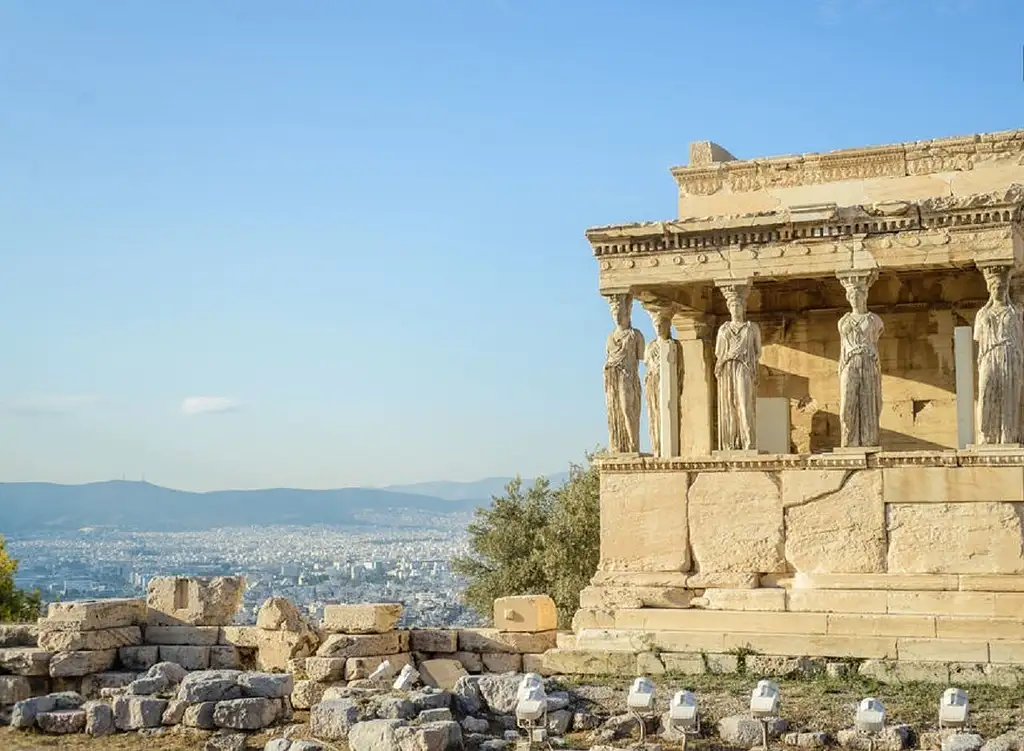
[555,129,1024,681]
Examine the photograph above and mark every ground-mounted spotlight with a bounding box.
[668,690,700,750]
[939,688,969,730]
[626,677,656,742]
[750,680,781,750]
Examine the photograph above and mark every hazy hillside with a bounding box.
[384,471,570,501]
[0,481,477,533]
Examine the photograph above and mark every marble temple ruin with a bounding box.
[560,128,1024,681]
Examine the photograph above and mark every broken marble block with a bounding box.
[147,576,245,626]
[493,595,557,633]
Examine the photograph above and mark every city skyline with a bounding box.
[3,0,1024,491]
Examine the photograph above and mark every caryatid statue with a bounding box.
[714,283,761,451]
[643,305,684,457]
[603,293,645,453]
[974,264,1024,445]
[837,270,884,448]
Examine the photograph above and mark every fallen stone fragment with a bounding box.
[375,695,417,720]
[478,673,525,714]
[420,707,454,723]
[183,700,219,729]
[310,697,360,740]
[113,695,168,730]
[837,725,912,751]
[238,671,294,699]
[291,679,327,710]
[420,659,468,691]
[81,671,138,697]
[162,698,188,725]
[36,708,86,734]
[177,669,244,702]
[347,718,405,751]
[257,597,308,631]
[84,700,114,736]
[213,696,279,730]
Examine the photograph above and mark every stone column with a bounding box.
[672,311,716,456]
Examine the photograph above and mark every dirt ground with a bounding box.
[0,673,1020,750]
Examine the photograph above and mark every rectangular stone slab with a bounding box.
[321,604,402,634]
[45,599,146,630]
[38,626,142,652]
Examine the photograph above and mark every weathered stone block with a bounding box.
[493,595,557,633]
[579,584,695,609]
[788,589,888,613]
[305,657,347,682]
[310,698,360,740]
[599,470,690,572]
[888,503,1024,574]
[158,645,210,670]
[457,628,557,654]
[0,623,38,648]
[49,649,117,677]
[213,697,278,730]
[784,470,885,574]
[85,700,114,736]
[118,645,159,671]
[452,651,483,672]
[482,652,522,673]
[80,671,137,698]
[317,632,402,658]
[688,471,785,573]
[419,659,468,690]
[182,700,218,729]
[45,599,146,630]
[144,625,221,645]
[220,626,316,672]
[693,588,786,611]
[256,597,307,631]
[290,679,326,710]
[147,576,245,626]
[322,603,402,634]
[883,465,1024,503]
[539,649,635,675]
[38,626,142,652]
[345,653,411,681]
[112,695,168,730]
[210,645,242,670]
[37,709,86,734]
[0,675,31,704]
[410,629,458,653]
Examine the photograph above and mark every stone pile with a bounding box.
[10,663,294,738]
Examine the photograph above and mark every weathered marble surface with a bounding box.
[643,308,684,457]
[603,294,644,453]
[714,283,760,451]
[838,271,884,448]
[974,265,1024,445]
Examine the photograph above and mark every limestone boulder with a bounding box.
[291,679,327,710]
[347,718,404,751]
[177,670,244,703]
[318,632,403,658]
[0,646,52,675]
[257,597,307,631]
[478,673,523,714]
[112,695,168,730]
[49,649,117,677]
[688,472,785,573]
[38,625,142,652]
[147,576,245,626]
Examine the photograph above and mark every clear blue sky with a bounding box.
[2,0,1022,491]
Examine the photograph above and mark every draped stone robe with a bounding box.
[714,321,761,451]
[604,327,645,453]
[838,311,885,447]
[644,337,684,456]
[974,300,1024,444]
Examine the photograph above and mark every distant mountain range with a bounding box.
[0,471,569,533]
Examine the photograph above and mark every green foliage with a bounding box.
[0,536,41,623]
[452,452,601,628]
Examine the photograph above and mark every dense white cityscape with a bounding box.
[6,514,486,628]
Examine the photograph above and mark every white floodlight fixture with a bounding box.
[669,690,700,732]
[750,679,781,719]
[627,676,657,712]
[939,688,969,729]
[516,684,549,745]
[391,664,419,691]
[517,673,546,703]
[855,697,886,735]
[367,660,391,683]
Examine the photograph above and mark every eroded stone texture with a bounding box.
[45,599,146,630]
[322,604,402,634]
[975,264,1024,445]
[598,471,689,573]
[888,503,1024,574]
[784,470,885,574]
[147,576,245,626]
[688,471,784,573]
[493,595,557,633]
[603,293,644,454]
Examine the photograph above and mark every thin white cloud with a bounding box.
[0,395,101,415]
[181,397,241,416]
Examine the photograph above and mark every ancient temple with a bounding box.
[558,129,1024,681]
